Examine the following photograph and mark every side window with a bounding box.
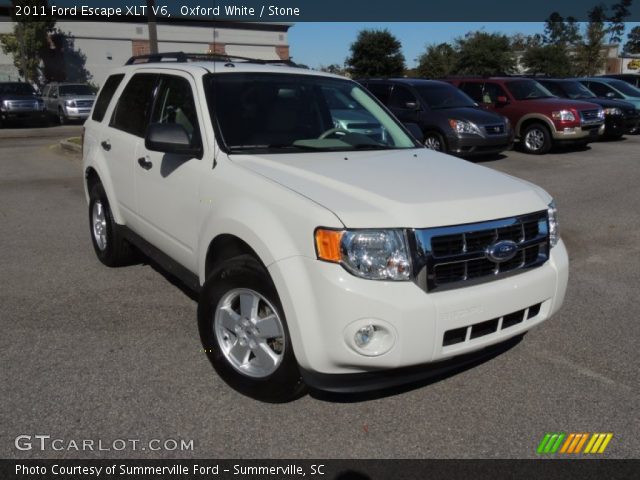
[50,85,58,98]
[150,75,201,145]
[588,82,619,98]
[459,82,483,103]
[541,82,563,97]
[42,85,50,97]
[482,83,508,103]
[110,73,157,136]
[366,83,391,104]
[92,74,125,122]
[389,85,417,109]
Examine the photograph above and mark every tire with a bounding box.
[520,123,552,155]
[198,254,305,402]
[423,131,447,153]
[58,107,67,125]
[88,183,136,267]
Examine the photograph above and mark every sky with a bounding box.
[288,22,640,69]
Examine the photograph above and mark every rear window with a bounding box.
[92,74,124,122]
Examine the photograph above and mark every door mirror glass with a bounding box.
[404,101,419,110]
[606,91,615,98]
[496,95,509,105]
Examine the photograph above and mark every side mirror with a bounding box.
[496,96,509,105]
[405,101,420,110]
[145,123,202,158]
[605,92,615,98]
[403,122,424,143]
[52,93,58,98]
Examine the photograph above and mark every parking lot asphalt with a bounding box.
[1,127,638,459]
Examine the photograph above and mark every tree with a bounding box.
[319,63,348,76]
[543,12,581,45]
[0,0,55,85]
[345,29,405,78]
[521,43,576,77]
[452,31,515,76]
[575,6,608,76]
[415,43,457,78]
[624,25,640,53]
[608,0,633,44]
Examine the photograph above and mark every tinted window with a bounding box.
[606,79,640,97]
[59,84,94,96]
[459,82,483,103]
[414,84,476,109]
[539,81,565,97]
[505,80,553,100]
[110,74,157,136]
[366,83,392,104]
[482,83,508,102]
[151,75,201,145]
[92,74,125,122]
[558,81,595,100]
[586,81,618,98]
[389,85,417,109]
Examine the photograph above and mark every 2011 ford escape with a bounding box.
[83,53,569,402]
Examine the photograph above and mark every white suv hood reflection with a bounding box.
[231,148,551,228]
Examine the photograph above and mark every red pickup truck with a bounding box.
[448,77,605,154]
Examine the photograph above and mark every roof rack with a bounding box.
[124,51,298,67]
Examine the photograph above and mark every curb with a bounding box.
[60,138,82,153]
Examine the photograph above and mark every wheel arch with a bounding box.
[516,114,556,138]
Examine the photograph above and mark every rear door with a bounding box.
[388,84,420,123]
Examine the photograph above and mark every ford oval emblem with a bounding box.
[486,240,518,263]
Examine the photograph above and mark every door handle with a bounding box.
[101,140,111,151]
[137,157,152,170]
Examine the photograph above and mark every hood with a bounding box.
[0,94,40,101]
[523,97,603,111]
[426,106,506,125]
[572,97,636,110]
[59,94,95,101]
[230,148,551,228]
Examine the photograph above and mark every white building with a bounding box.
[0,11,292,86]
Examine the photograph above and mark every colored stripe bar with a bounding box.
[598,434,613,453]
[537,434,552,454]
[550,433,566,453]
[560,433,575,453]
[584,434,599,454]
[574,433,589,453]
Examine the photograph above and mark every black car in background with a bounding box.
[538,78,640,138]
[358,78,513,157]
[0,82,47,127]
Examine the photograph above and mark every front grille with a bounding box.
[6,100,39,111]
[412,211,549,291]
[75,100,94,108]
[442,302,543,347]
[484,124,505,135]
[580,109,602,124]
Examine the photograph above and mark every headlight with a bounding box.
[548,201,559,247]
[604,107,622,116]
[64,100,77,107]
[315,228,411,281]
[597,108,605,120]
[551,110,575,122]
[1,100,10,110]
[504,116,510,129]
[448,119,481,135]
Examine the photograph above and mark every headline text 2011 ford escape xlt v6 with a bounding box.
[83,53,568,402]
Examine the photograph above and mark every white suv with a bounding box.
[83,53,568,402]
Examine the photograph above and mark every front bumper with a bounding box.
[446,132,513,157]
[63,106,92,119]
[552,123,604,142]
[1,110,46,122]
[268,239,568,386]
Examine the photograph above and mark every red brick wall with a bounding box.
[132,40,150,56]
[208,43,227,55]
[276,46,290,61]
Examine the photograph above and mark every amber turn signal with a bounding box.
[315,229,344,263]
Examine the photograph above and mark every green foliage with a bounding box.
[319,64,348,76]
[574,5,608,76]
[544,13,581,45]
[521,43,576,77]
[416,43,457,79]
[452,31,515,76]
[346,29,405,78]
[624,26,640,54]
[608,0,633,44]
[0,0,55,85]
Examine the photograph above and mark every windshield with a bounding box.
[204,73,418,154]
[607,79,640,97]
[506,80,554,100]
[414,85,476,109]
[59,84,94,96]
[560,81,596,99]
[0,83,36,96]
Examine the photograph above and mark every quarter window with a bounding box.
[110,73,157,136]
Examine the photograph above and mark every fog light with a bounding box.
[354,325,376,347]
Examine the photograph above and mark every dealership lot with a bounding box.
[0,126,638,458]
